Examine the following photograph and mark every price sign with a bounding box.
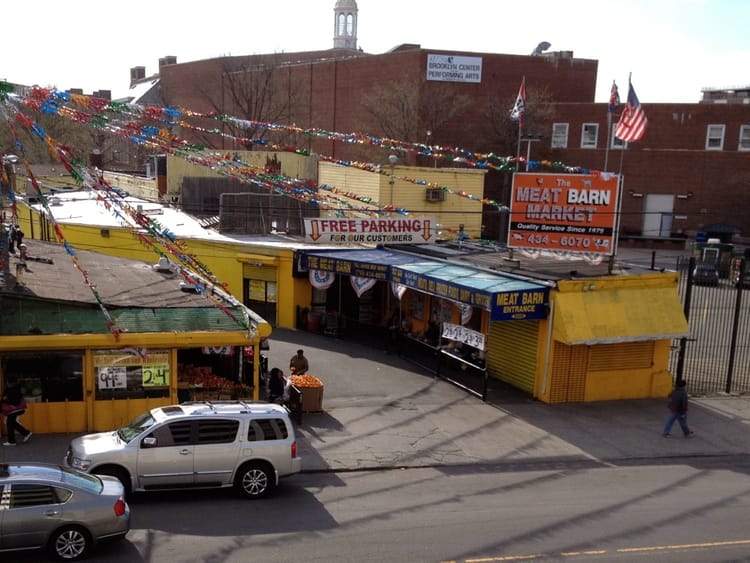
[142,364,170,387]
[97,366,127,390]
[441,322,486,350]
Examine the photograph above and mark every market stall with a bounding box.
[289,373,324,413]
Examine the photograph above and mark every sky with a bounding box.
[2,0,748,105]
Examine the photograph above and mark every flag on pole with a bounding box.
[509,78,526,127]
[615,80,648,142]
[608,81,620,112]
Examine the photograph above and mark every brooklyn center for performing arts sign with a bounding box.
[304,217,437,245]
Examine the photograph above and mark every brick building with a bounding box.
[152,0,749,243]
[541,101,750,243]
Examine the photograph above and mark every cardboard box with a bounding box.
[300,385,324,413]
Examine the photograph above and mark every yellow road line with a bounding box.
[455,538,750,562]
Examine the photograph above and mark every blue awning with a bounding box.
[301,249,549,321]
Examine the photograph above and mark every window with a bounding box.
[248,418,289,441]
[9,484,58,508]
[581,123,599,148]
[197,419,239,444]
[739,125,750,151]
[706,124,725,150]
[146,420,193,446]
[1,352,84,403]
[93,349,170,400]
[610,129,626,149]
[551,123,568,148]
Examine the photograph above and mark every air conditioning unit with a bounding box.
[425,188,446,202]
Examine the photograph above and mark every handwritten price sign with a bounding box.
[97,367,127,390]
[441,322,486,350]
[142,364,169,387]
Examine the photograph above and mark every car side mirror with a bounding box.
[141,436,157,448]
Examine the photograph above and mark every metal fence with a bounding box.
[670,256,750,395]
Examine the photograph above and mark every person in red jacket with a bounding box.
[2,378,32,446]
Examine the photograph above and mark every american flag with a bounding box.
[608,81,620,112]
[615,81,648,142]
[509,78,526,127]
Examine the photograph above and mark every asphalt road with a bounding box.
[10,459,750,562]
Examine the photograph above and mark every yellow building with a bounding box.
[8,166,687,406]
[0,240,270,434]
[318,161,486,238]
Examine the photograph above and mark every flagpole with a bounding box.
[604,111,612,171]
[617,74,632,180]
[514,76,525,171]
[515,122,523,171]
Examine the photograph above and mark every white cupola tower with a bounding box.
[333,0,358,50]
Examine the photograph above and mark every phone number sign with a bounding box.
[508,173,620,255]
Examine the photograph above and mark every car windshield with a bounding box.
[59,465,103,494]
[117,411,157,443]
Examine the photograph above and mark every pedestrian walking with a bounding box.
[2,378,32,446]
[662,379,694,438]
[6,224,16,253]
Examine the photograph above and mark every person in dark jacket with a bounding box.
[662,379,694,438]
[267,368,286,403]
[289,349,309,374]
[2,378,32,446]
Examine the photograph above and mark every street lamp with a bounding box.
[426,130,436,168]
[388,154,398,207]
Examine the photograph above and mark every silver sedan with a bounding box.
[0,463,130,560]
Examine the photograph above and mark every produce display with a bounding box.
[180,366,251,398]
[289,374,323,389]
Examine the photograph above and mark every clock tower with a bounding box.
[333,0,358,50]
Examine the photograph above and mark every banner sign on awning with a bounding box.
[508,173,619,255]
[306,254,391,280]
[309,269,335,290]
[304,217,437,245]
[390,265,548,321]
[492,289,548,321]
[351,275,377,297]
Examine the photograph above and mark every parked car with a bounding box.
[692,263,719,286]
[64,401,302,499]
[0,463,129,561]
[731,258,750,288]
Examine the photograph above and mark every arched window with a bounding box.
[346,14,354,35]
[337,13,346,35]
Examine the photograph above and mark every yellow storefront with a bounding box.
[0,238,272,435]
[539,273,689,403]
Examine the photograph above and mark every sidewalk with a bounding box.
[3,327,749,471]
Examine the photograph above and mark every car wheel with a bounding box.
[95,466,132,497]
[49,525,90,561]
[235,462,275,499]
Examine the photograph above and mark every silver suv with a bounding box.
[64,401,302,499]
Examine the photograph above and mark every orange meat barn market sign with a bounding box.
[508,173,619,254]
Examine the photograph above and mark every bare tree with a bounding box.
[479,85,557,156]
[0,110,97,166]
[361,78,421,142]
[193,54,306,151]
[361,79,471,143]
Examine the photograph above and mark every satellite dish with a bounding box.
[531,41,551,56]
